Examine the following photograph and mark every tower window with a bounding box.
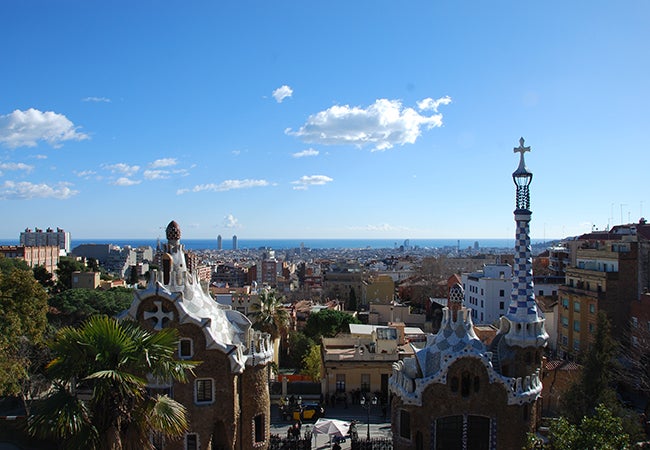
[450,376,459,393]
[461,372,471,397]
[400,410,411,440]
[473,376,480,393]
[185,433,198,450]
[179,338,193,359]
[195,378,214,404]
[254,414,265,443]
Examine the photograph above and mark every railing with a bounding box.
[269,433,312,450]
[351,437,393,449]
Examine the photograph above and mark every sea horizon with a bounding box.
[0,237,555,251]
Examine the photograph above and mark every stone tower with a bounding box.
[389,138,547,450]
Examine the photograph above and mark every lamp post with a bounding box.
[359,393,377,440]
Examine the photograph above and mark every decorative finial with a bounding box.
[514,137,531,169]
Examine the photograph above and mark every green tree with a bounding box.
[348,287,357,311]
[303,309,361,340]
[27,316,198,450]
[55,256,87,292]
[0,261,49,397]
[527,404,630,450]
[33,265,55,293]
[249,289,289,340]
[49,287,134,327]
[283,331,315,369]
[301,344,322,381]
[561,312,617,423]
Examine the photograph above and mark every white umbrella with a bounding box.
[312,418,351,448]
[312,418,350,438]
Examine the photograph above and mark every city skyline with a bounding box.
[1,1,648,240]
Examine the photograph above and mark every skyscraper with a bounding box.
[217,234,222,250]
[232,234,238,250]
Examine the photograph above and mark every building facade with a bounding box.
[389,138,547,450]
[20,226,71,253]
[0,245,60,274]
[121,221,273,450]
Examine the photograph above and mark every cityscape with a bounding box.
[1,142,649,449]
[1,2,649,450]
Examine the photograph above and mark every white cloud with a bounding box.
[292,148,319,158]
[0,162,34,174]
[82,96,111,103]
[74,170,97,179]
[223,214,239,228]
[32,154,48,159]
[113,177,141,186]
[102,163,140,176]
[0,180,78,199]
[143,169,170,180]
[149,158,177,168]
[291,174,333,190]
[286,97,450,151]
[417,96,452,112]
[0,108,89,149]
[272,85,293,103]
[177,179,270,195]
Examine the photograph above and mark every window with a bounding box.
[254,414,265,443]
[562,298,569,309]
[573,301,580,312]
[499,289,505,297]
[195,379,213,404]
[185,433,198,450]
[573,339,580,352]
[573,320,581,332]
[632,336,639,347]
[179,338,193,359]
[336,374,346,393]
[589,304,596,314]
[450,376,459,393]
[561,317,569,328]
[589,323,594,333]
[360,374,370,392]
[561,335,568,346]
[631,317,638,328]
[400,410,411,439]
[473,376,480,393]
[499,302,505,310]
[461,372,471,397]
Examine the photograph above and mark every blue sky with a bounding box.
[1,1,648,240]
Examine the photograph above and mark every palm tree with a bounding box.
[249,289,290,340]
[27,315,198,450]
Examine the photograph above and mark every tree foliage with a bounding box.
[27,316,198,450]
[301,344,322,382]
[283,331,315,370]
[49,287,134,327]
[0,259,49,396]
[303,309,360,340]
[55,256,88,292]
[527,404,630,450]
[560,312,618,423]
[249,289,289,340]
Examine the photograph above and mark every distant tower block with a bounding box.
[217,234,222,250]
[232,235,238,250]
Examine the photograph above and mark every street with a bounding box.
[270,404,392,449]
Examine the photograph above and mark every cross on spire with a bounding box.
[514,137,531,168]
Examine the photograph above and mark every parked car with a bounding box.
[289,402,325,421]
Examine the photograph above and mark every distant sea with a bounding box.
[0,238,551,251]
